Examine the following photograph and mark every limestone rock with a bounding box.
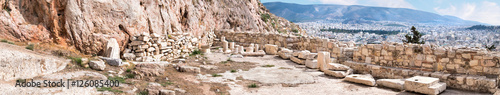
[0,0,304,55]
[101,57,122,66]
[177,65,201,73]
[324,69,353,78]
[264,44,279,55]
[291,56,305,65]
[376,79,405,90]
[305,59,318,69]
[123,53,136,61]
[404,76,446,95]
[344,74,376,86]
[160,90,175,95]
[278,48,293,59]
[104,38,120,59]
[89,60,106,71]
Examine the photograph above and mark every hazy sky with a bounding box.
[260,0,500,25]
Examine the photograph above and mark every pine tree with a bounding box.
[403,26,425,44]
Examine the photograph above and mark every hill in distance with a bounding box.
[263,2,483,25]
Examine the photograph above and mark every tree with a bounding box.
[484,44,496,51]
[402,26,425,44]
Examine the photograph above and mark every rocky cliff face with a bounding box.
[0,0,303,54]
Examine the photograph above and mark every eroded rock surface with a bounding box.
[0,0,304,55]
[0,43,68,81]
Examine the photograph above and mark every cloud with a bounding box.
[318,0,414,9]
[434,1,500,25]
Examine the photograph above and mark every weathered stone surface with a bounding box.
[123,53,136,61]
[0,43,68,81]
[291,56,306,65]
[376,79,405,90]
[160,90,175,95]
[177,65,201,73]
[305,59,318,69]
[318,52,331,71]
[278,48,293,59]
[264,44,279,55]
[327,63,351,71]
[344,74,376,86]
[298,51,311,59]
[104,38,120,59]
[0,0,304,55]
[101,57,122,66]
[404,76,446,95]
[89,60,106,71]
[324,69,352,78]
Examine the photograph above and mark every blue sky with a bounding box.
[260,0,500,25]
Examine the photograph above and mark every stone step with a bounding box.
[291,56,305,65]
[305,59,318,69]
[376,79,405,90]
[324,69,352,78]
[344,74,376,86]
[404,76,446,95]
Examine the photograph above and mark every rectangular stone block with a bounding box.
[404,76,446,95]
[344,74,376,86]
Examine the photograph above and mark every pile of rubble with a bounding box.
[122,33,207,62]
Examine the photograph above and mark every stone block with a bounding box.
[278,49,293,59]
[298,50,311,59]
[264,44,279,55]
[104,38,120,59]
[470,60,479,66]
[318,52,331,71]
[306,53,318,60]
[404,76,446,95]
[344,74,376,86]
[305,59,318,69]
[123,53,136,60]
[376,79,405,90]
[101,57,123,66]
[324,69,353,78]
[89,60,106,71]
[327,63,351,71]
[291,56,305,65]
[178,65,201,73]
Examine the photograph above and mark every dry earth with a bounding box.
[0,42,492,95]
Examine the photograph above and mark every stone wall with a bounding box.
[216,30,500,93]
[215,30,357,61]
[122,32,215,62]
[352,42,500,76]
[344,61,498,93]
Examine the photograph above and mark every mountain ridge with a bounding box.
[263,2,483,25]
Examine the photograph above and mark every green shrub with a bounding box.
[262,65,275,67]
[126,69,132,73]
[25,44,35,50]
[292,29,299,33]
[68,57,83,66]
[1,39,7,43]
[248,83,258,88]
[260,13,271,22]
[190,49,202,56]
[212,73,222,77]
[230,69,237,73]
[125,73,136,78]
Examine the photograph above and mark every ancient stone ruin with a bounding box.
[214,30,500,94]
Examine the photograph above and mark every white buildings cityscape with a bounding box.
[297,21,500,50]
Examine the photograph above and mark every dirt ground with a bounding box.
[0,41,493,95]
